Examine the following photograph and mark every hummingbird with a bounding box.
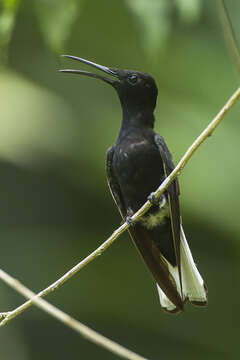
[60,55,207,313]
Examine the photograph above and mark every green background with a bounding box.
[0,1,239,359]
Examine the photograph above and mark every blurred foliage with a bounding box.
[175,0,202,23]
[125,0,203,57]
[0,0,19,64]
[0,1,240,360]
[125,0,173,56]
[34,0,82,53]
[0,0,204,61]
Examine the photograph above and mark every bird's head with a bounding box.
[60,55,158,117]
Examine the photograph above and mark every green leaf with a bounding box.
[175,0,202,24]
[35,0,83,53]
[125,0,172,56]
[125,0,203,58]
[0,0,19,65]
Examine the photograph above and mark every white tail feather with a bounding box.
[180,225,207,304]
[157,225,207,312]
[157,285,177,313]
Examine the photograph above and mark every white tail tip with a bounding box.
[157,225,207,313]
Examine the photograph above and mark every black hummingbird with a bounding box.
[60,55,207,313]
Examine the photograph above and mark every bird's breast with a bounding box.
[114,137,162,176]
[113,135,164,210]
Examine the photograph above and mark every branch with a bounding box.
[1,86,240,328]
[0,269,148,360]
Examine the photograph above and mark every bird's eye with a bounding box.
[128,74,138,85]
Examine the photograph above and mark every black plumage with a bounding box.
[60,56,207,313]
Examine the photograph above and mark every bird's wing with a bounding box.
[154,134,182,296]
[106,145,183,312]
[106,146,127,218]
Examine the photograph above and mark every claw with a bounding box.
[159,194,167,209]
[147,192,158,205]
[148,193,167,209]
[126,216,135,227]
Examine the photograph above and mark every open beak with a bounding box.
[59,55,119,86]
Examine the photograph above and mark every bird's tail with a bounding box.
[157,225,208,313]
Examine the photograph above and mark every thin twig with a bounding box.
[0,87,239,329]
[0,269,148,360]
[218,0,240,74]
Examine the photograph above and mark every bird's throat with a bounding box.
[121,108,155,130]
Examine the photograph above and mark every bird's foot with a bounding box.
[159,194,167,209]
[148,193,167,209]
[147,192,158,205]
[125,209,135,227]
[126,216,135,227]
